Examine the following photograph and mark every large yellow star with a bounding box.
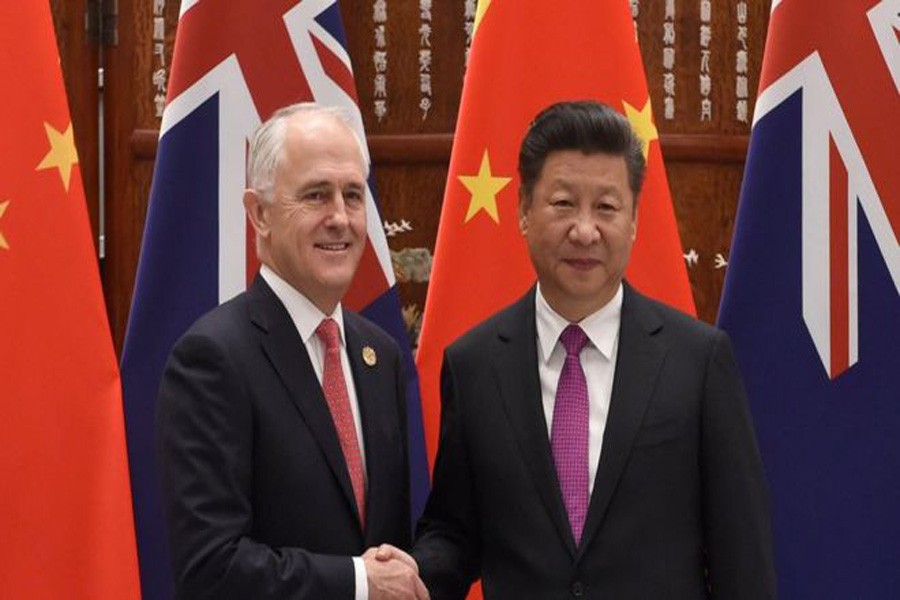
[458,150,512,224]
[36,121,79,192]
[0,200,9,250]
[624,99,659,159]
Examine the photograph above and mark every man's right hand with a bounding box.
[362,545,429,600]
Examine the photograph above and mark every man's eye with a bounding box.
[552,198,573,208]
[344,191,365,206]
[303,191,327,202]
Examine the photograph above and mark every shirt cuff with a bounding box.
[353,556,368,600]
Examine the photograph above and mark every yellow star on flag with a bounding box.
[459,150,512,224]
[0,200,9,250]
[36,121,79,191]
[624,99,659,159]
[473,0,492,37]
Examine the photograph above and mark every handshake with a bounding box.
[363,544,430,600]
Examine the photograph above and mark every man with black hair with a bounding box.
[410,101,775,599]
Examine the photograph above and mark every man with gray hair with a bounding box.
[157,103,428,600]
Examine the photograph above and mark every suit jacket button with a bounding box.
[571,581,584,597]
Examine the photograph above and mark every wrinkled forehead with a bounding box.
[279,114,367,176]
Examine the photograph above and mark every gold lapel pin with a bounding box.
[362,346,377,367]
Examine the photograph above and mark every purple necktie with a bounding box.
[551,324,590,544]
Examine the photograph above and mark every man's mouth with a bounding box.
[316,242,351,252]
[564,258,600,271]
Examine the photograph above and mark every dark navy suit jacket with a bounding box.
[158,276,411,600]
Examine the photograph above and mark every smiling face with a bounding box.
[245,111,368,314]
[519,150,637,322]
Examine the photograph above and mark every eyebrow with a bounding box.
[595,185,623,199]
[299,180,334,190]
[298,179,365,191]
[548,180,622,198]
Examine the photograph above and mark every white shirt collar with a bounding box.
[259,264,346,347]
[535,282,623,364]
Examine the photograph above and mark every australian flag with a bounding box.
[119,2,429,598]
[718,1,900,597]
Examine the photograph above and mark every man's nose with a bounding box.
[568,215,601,245]
[326,195,350,226]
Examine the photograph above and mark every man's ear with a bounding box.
[244,189,270,239]
[518,191,529,236]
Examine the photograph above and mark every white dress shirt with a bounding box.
[535,283,623,495]
[259,265,369,599]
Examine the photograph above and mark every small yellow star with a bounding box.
[0,200,10,250]
[36,121,79,192]
[458,150,512,224]
[473,0,492,37]
[624,99,659,159]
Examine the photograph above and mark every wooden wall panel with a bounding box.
[668,161,748,319]
[50,0,99,249]
[101,0,179,353]
[342,2,467,133]
[635,0,770,322]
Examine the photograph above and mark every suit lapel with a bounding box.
[577,284,666,559]
[494,289,579,557]
[247,278,360,530]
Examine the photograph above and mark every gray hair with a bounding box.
[246,102,369,202]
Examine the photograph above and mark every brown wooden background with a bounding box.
[51,0,770,354]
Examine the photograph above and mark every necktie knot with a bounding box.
[560,324,589,356]
[316,318,341,351]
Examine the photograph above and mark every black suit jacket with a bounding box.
[414,284,775,600]
[157,277,411,600]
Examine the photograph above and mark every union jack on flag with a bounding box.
[119,2,429,598]
[719,1,899,597]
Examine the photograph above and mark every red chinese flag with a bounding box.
[0,4,141,598]
[417,0,695,467]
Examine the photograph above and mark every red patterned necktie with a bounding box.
[551,324,590,544]
[316,318,366,528]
